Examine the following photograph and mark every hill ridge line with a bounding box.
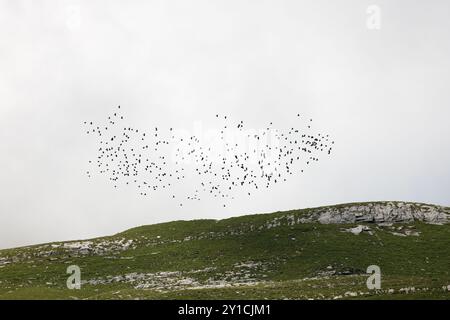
[1,201,448,252]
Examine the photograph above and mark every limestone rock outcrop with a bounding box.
[300,202,449,225]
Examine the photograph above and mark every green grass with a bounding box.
[0,203,449,300]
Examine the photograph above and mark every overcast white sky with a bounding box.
[1,0,449,249]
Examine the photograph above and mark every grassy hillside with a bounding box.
[0,202,449,300]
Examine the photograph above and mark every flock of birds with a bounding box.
[84,106,334,207]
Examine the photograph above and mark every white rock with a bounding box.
[345,225,371,235]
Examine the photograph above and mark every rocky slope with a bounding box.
[0,201,449,300]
